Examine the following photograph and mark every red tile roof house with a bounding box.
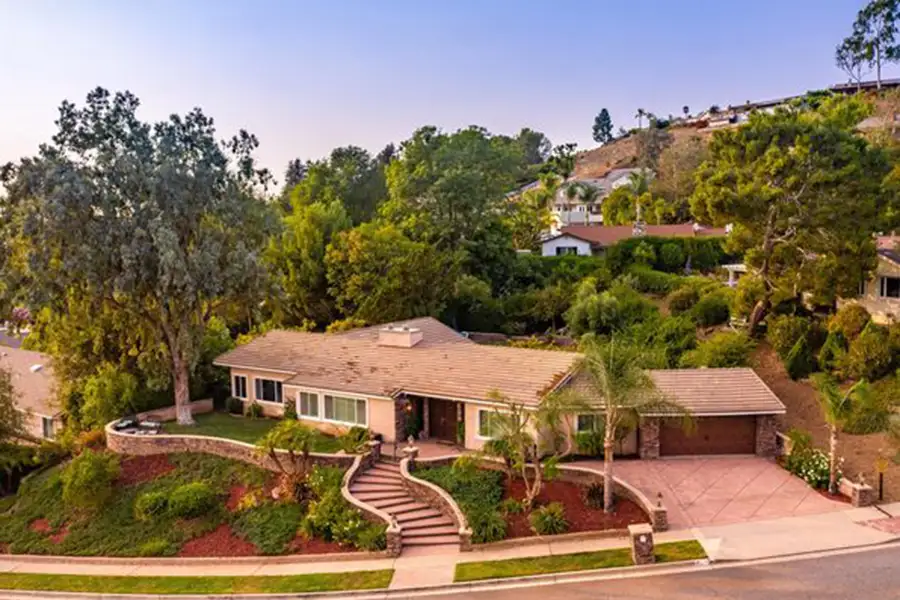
[541,223,728,257]
[213,318,784,458]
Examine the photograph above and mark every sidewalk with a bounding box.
[2,505,899,589]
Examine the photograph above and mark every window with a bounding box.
[324,395,366,425]
[254,378,283,403]
[299,391,319,418]
[41,416,54,439]
[555,246,578,256]
[232,375,247,399]
[576,414,597,432]
[880,276,900,299]
[478,409,498,439]
[859,280,867,296]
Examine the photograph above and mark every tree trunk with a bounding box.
[876,44,882,90]
[603,438,615,513]
[828,425,838,495]
[172,350,194,426]
[748,206,778,336]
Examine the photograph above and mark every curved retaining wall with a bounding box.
[341,445,402,557]
[415,454,668,532]
[400,457,473,550]
[105,422,354,471]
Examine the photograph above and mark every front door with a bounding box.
[428,398,458,443]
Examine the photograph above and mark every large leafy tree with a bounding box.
[505,177,556,251]
[837,0,900,89]
[267,200,351,328]
[541,143,578,180]
[592,109,614,144]
[651,134,707,222]
[515,127,552,166]
[691,103,893,333]
[325,222,458,323]
[4,88,273,425]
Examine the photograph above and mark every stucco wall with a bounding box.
[541,235,593,257]
[19,410,58,440]
[230,368,292,418]
[843,256,900,324]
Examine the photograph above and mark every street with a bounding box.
[430,544,900,600]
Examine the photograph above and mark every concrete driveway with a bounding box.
[605,456,848,530]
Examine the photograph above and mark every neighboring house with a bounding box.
[1,347,60,440]
[540,223,728,257]
[213,317,784,457]
[550,168,645,231]
[841,236,900,324]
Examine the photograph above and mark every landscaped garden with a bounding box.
[0,422,385,557]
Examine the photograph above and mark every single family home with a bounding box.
[841,236,900,324]
[540,223,728,257]
[213,318,784,457]
[2,346,61,440]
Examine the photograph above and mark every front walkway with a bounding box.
[587,456,847,529]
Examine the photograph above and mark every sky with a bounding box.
[2,0,898,181]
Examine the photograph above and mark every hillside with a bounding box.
[573,126,712,179]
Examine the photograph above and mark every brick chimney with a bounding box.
[378,325,423,348]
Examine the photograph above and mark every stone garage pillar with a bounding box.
[639,417,660,459]
[755,415,778,457]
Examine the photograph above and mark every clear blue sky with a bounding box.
[1,0,896,181]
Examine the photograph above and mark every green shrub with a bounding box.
[843,375,896,434]
[828,304,871,340]
[840,326,894,381]
[226,396,244,415]
[354,523,388,551]
[575,429,604,456]
[300,490,372,548]
[337,426,370,454]
[767,315,811,359]
[137,539,175,557]
[659,243,685,272]
[307,466,344,498]
[283,402,298,420]
[246,402,263,419]
[468,509,507,543]
[529,502,569,535]
[582,482,604,509]
[623,265,682,294]
[784,336,816,380]
[134,491,169,521]
[679,331,755,368]
[782,429,837,490]
[233,502,304,555]
[818,330,847,373]
[499,497,524,515]
[690,292,730,327]
[632,241,657,266]
[168,482,217,519]
[667,286,699,315]
[61,449,120,513]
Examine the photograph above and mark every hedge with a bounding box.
[605,236,732,275]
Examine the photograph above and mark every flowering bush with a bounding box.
[783,431,841,490]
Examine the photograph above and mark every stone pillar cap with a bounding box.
[628,523,653,535]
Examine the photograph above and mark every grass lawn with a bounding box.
[162,412,342,452]
[0,570,394,594]
[454,540,707,582]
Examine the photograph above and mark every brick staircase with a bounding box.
[349,459,459,549]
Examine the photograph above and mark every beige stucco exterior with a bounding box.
[840,256,900,324]
[18,409,59,440]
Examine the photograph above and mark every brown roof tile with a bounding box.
[554,224,727,247]
[214,318,580,406]
[648,368,785,416]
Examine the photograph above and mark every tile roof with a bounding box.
[877,236,900,265]
[564,367,784,416]
[0,347,59,417]
[214,318,581,406]
[648,368,786,416]
[550,224,727,247]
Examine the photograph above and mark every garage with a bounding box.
[659,416,756,456]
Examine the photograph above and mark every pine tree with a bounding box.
[592,109,614,144]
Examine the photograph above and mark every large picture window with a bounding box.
[477,409,498,438]
[254,378,283,403]
[880,276,900,299]
[324,395,366,425]
[233,375,247,399]
[299,391,319,418]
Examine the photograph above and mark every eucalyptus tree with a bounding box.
[4,88,274,425]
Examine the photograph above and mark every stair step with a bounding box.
[400,515,455,529]
[368,496,416,510]
[402,535,460,546]
[374,462,400,472]
[352,490,408,502]
[356,476,402,487]
[351,482,405,493]
[369,467,401,479]
[384,501,430,515]
[394,507,443,523]
[402,526,459,537]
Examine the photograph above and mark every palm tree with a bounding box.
[256,419,317,499]
[563,182,580,221]
[627,170,651,196]
[812,374,871,495]
[634,108,646,129]
[575,183,601,225]
[560,337,691,512]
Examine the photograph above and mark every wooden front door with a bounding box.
[428,398,458,443]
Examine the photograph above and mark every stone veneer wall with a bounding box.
[401,455,473,550]
[638,417,660,459]
[341,443,402,556]
[135,399,214,422]
[754,415,778,457]
[105,423,354,471]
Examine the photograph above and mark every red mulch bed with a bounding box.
[178,524,259,557]
[29,518,53,534]
[117,455,175,486]
[49,523,69,544]
[287,536,350,554]
[504,479,649,539]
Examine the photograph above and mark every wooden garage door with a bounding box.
[659,416,756,456]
